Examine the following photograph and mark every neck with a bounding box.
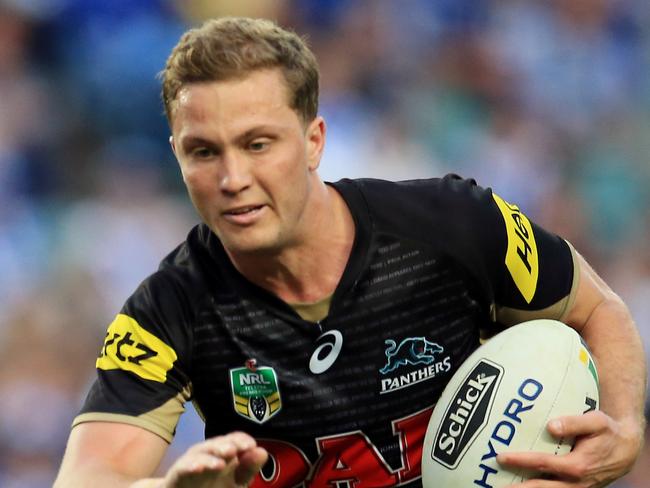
[226,181,355,304]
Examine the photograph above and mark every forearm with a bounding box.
[54,464,163,488]
[577,294,647,429]
[130,478,165,488]
[55,423,170,488]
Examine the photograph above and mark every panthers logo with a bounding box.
[380,337,444,374]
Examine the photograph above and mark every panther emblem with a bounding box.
[379,337,444,374]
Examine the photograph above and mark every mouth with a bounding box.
[225,205,263,215]
[222,204,266,224]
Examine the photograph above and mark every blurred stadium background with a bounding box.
[0,0,649,486]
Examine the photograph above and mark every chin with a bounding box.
[220,234,284,257]
[212,222,290,257]
[227,242,274,255]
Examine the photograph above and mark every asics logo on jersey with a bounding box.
[309,330,343,374]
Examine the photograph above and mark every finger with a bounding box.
[509,479,574,488]
[235,446,268,486]
[200,432,257,460]
[199,438,238,461]
[178,452,227,476]
[547,410,610,438]
[224,431,259,451]
[497,451,581,479]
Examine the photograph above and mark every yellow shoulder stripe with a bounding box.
[492,193,539,303]
[96,314,178,383]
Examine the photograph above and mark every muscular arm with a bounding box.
[565,252,647,435]
[54,422,168,488]
[499,251,647,487]
[55,423,268,488]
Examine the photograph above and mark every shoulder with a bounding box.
[349,172,485,195]
[334,174,496,240]
[345,173,491,209]
[122,224,216,336]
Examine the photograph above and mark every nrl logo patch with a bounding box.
[229,363,281,424]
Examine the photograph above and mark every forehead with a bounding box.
[171,69,295,134]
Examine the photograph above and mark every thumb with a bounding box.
[234,447,268,486]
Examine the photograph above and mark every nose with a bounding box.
[218,150,252,195]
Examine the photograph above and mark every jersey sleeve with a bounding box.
[434,175,579,327]
[72,267,195,443]
[487,192,579,326]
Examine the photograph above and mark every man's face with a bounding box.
[170,69,325,256]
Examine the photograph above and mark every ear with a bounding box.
[169,135,188,182]
[170,135,183,169]
[169,135,177,157]
[306,116,326,172]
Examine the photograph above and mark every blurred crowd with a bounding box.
[0,0,649,486]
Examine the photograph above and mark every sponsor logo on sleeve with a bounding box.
[492,193,539,304]
[230,363,282,424]
[96,313,177,383]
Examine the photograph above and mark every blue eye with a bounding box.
[249,140,270,152]
[192,147,214,158]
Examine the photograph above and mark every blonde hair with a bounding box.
[161,17,319,124]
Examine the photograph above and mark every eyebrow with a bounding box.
[180,136,221,153]
[234,126,280,143]
[180,126,280,151]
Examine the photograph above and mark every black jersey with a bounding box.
[75,175,577,488]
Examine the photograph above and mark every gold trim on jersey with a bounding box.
[560,241,580,322]
[72,386,191,443]
[496,298,570,326]
[289,295,332,322]
[492,193,539,304]
[97,314,178,383]
[495,241,578,326]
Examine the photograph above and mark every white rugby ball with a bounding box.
[422,319,599,487]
